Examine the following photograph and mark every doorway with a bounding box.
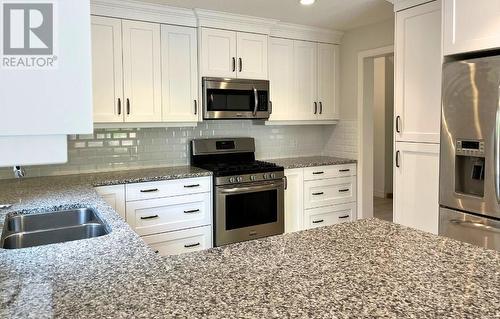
[356,45,394,220]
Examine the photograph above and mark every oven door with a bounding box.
[203,77,270,120]
[215,179,284,246]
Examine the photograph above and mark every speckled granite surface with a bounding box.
[0,168,499,318]
[267,156,357,169]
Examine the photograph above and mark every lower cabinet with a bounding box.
[284,164,357,233]
[142,225,212,256]
[95,185,126,220]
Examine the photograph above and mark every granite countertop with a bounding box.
[0,167,499,318]
[267,156,357,169]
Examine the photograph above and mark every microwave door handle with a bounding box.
[253,87,258,116]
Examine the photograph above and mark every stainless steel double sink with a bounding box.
[1,208,110,249]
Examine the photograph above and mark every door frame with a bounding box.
[356,45,394,219]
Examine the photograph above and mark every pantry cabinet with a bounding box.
[200,28,268,79]
[443,0,500,56]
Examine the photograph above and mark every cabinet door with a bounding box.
[395,1,441,143]
[304,203,356,230]
[294,40,318,120]
[304,177,357,209]
[200,28,237,78]
[268,37,295,121]
[443,0,500,56]
[284,168,304,233]
[91,17,124,123]
[161,25,198,122]
[95,185,126,220]
[236,32,268,80]
[394,142,439,234]
[142,226,212,257]
[122,20,162,122]
[317,43,339,120]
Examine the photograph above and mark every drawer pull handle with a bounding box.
[339,189,350,193]
[140,188,159,193]
[154,250,159,254]
[184,209,200,214]
[312,192,324,196]
[140,215,159,220]
[184,243,201,248]
[339,215,350,219]
[339,169,350,172]
[184,184,200,188]
[312,172,324,175]
[312,219,324,224]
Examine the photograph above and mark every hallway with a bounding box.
[374,197,393,222]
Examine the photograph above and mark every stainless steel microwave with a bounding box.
[202,77,271,120]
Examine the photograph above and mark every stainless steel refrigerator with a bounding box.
[440,55,500,250]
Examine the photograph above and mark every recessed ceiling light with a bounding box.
[300,0,316,5]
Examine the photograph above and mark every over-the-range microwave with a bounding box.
[202,77,271,120]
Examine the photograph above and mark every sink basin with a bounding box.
[1,208,110,249]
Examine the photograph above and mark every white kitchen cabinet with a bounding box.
[394,142,440,234]
[95,185,126,220]
[236,32,268,80]
[161,25,199,122]
[294,40,318,121]
[200,28,237,78]
[317,43,339,120]
[0,135,68,167]
[443,0,500,56]
[142,225,212,257]
[304,202,356,230]
[304,177,357,209]
[125,177,211,201]
[122,20,162,122]
[303,164,357,181]
[268,38,295,121]
[91,17,124,123]
[284,169,304,233]
[395,1,441,144]
[200,28,268,79]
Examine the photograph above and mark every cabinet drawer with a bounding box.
[126,192,212,236]
[126,177,211,201]
[304,164,356,181]
[142,226,212,257]
[304,203,356,230]
[304,176,356,209]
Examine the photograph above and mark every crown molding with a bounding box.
[91,0,197,27]
[271,22,344,44]
[389,0,436,12]
[194,9,279,35]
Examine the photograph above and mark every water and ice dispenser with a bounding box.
[455,140,485,197]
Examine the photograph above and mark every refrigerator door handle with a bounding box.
[495,85,500,203]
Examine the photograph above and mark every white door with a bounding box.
[284,168,304,233]
[317,43,339,120]
[122,20,162,123]
[161,25,198,122]
[294,40,318,121]
[95,185,126,220]
[200,28,237,78]
[395,1,441,143]
[236,32,268,80]
[268,37,294,121]
[443,0,500,56]
[394,142,439,234]
[91,17,124,123]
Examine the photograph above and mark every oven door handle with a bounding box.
[218,181,283,194]
[253,87,258,116]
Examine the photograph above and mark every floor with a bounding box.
[374,196,393,222]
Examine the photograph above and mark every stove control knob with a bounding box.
[236,176,243,183]
[229,177,236,183]
[270,173,276,179]
[263,174,268,179]
[250,175,256,181]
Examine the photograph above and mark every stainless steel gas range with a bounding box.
[191,138,284,247]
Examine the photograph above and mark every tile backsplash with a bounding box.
[0,120,353,179]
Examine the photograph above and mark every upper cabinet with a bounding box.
[443,0,500,56]
[200,28,268,80]
[269,38,339,123]
[395,1,441,143]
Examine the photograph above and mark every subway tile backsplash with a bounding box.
[0,120,355,179]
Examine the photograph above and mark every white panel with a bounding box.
[294,40,318,121]
[122,20,162,122]
[161,25,198,122]
[0,135,67,167]
[95,185,126,220]
[236,32,268,80]
[0,1,92,135]
[200,28,237,78]
[395,1,441,143]
[126,177,211,201]
[394,142,439,234]
[317,43,339,120]
[303,164,357,181]
[304,176,357,209]
[284,168,304,233]
[91,16,124,123]
[304,202,356,230]
[141,225,212,257]
[268,37,295,121]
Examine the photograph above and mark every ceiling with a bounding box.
[140,0,394,31]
